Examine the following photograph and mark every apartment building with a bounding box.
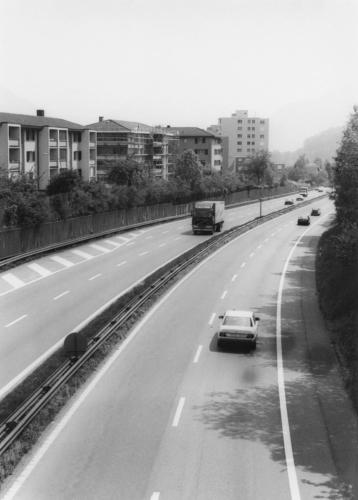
[210,110,269,172]
[87,118,178,180]
[0,110,97,189]
[165,127,223,173]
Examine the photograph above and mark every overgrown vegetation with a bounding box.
[0,150,251,228]
[316,107,358,406]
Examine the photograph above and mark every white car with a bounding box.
[217,310,260,349]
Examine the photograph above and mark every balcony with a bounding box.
[49,139,58,147]
[9,139,20,147]
[9,162,20,170]
[49,161,58,167]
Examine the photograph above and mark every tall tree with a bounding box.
[242,151,271,185]
[334,108,358,226]
[174,149,203,191]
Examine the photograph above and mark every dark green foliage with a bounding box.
[316,225,358,320]
[334,111,358,226]
[242,151,272,185]
[174,149,203,190]
[107,157,149,187]
[46,170,81,195]
[0,176,49,227]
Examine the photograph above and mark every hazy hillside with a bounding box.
[272,126,344,166]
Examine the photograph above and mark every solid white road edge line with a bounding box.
[2,209,331,498]
[88,274,102,281]
[172,397,186,427]
[221,290,227,299]
[150,492,160,500]
[276,211,333,500]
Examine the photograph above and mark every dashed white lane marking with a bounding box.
[126,241,135,246]
[139,251,149,256]
[193,345,203,363]
[159,243,167,247]
[71,249,93,260]
[264,238,269,243]
[2,273,25,289]
[257,244,262,250]
[117,261,127,267]
[53,291,69,301]
[5,315,27,328]
[249,252,255,258]
[174,236,183,241]
[208,313,216,326]
[231,274,238,282]
[271,232,276,236]
[90,243,111,253]
[221,290,228,299]
[27,263,52,277]
[128,232,138,238]
[162,230,169,234]
[151,493,160,500]
[88,273,102,281]
[106,240,120,247]
[50,256,74,268]
[172,397,186,427]
[116,236,130,243]
[145,236,153,239]
[241,262,246,268]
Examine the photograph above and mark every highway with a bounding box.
[3,194,358,499]
[0,193,315,398]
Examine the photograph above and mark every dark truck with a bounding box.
[192,200,225,235]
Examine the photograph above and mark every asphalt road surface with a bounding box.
[0,192,322,398]
[3,194,358,500]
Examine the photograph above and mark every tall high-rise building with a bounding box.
[209,110,269,172]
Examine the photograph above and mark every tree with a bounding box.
[46,170,82,195]
[107,157,149,187]
[242,151,271,185]
[174,149,203,191]
[334,109,358,226]
[287,154,309,182]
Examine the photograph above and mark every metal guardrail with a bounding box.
[0,194,327,456]
[0,191,300,270]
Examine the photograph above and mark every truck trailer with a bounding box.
[191,200,225,235]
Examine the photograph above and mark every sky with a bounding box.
[0,0,357,151]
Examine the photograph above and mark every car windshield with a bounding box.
[223,316,253,327]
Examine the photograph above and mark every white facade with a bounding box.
[216,110,269,171]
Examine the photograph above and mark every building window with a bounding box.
[60,149,67,161]
[202,138,206,143]
[247,141,250,145]
[237,120,242,123]
[260,120,265,124]
[195,138,198,144]
[247,134,251,138]
[59,130,67,142]
[25,129,36,141]
[26,151,36,162]
[205,149,208,155]
[260,134,265,139]
[237,126,242,131]
[237,141,242,145]
[237,134,242,138]
[74,151,82,161]
[237,148,242,152]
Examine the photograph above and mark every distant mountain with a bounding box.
[271,126,344,166]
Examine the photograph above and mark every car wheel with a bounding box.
[252,340,257,350]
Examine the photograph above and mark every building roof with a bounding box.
[166,126,217,138]
[86,118,153,133]
[0,112,84,130]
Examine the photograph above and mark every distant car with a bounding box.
[317,188,324,192]
[311,208,321,216]
[217,310,260,349]
[296,196,304,201]
[300,192,308,197]
[329,192,335,199]
[297,215,311,226]
[284,199,294,206]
